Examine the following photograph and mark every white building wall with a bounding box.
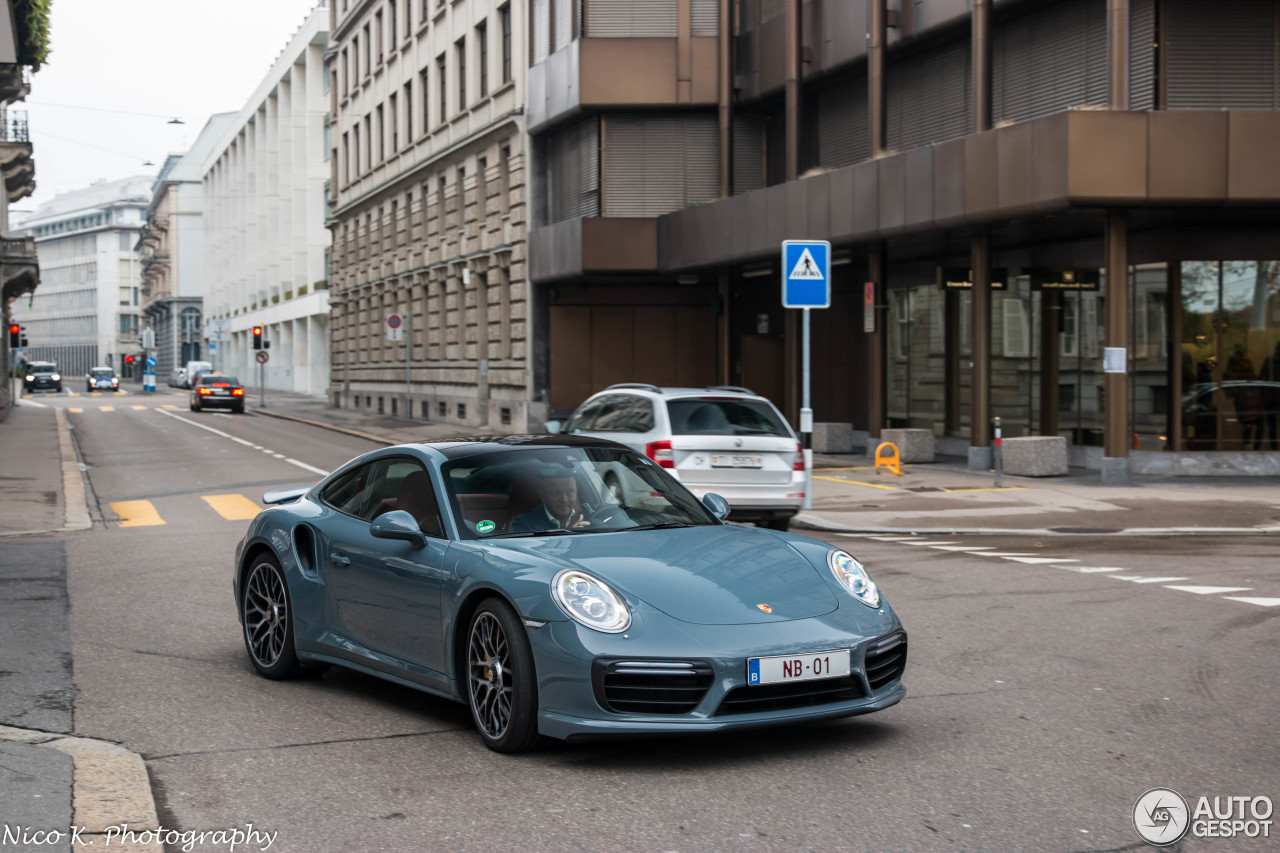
[203,7,332,396]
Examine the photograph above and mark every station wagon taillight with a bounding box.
[645,440,675,468]
[793,442,805,471]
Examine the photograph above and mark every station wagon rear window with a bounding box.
[667,399,790,437]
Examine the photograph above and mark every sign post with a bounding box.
[387,313,409,419]
[782,240,831,512]
[256,350,270,408]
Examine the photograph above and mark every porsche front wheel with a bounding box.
[241,554,302,679]
[466,599,539,753]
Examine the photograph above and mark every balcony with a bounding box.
[0,234,38,303]
[0,66,31,105]
[0,107,33,202]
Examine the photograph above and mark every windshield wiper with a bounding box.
[488,529,577,539]
[628,521,701,531]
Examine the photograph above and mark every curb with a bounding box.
[250,407,398,446]
[792,513,1280,537]
[0,725,161,850]
[56,407,92,531]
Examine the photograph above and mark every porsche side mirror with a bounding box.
[702,493,730,520]
[370,510,427,549]
[544,420,563,435]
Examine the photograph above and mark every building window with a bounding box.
[477,156,487,215]
[404,81,413,139]
[376,104,385,162]
[456,37,466,109]
[500,4,511,83]
[323,123,330,158]
[437,53,447,123]
[420,68,430,134]
[343,131,351,182]
[375,11,384,63]
[477,20,488,98]
[364,114,372,169]
[352,126,360,176]
[389,0,397,46]
[363,24,371,75]
[389,93,398,151]
[342,47,349,94]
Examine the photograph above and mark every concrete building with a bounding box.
[137,115,237,383]
[0,0,45,417]
[527,0,1280,477]
[325,0,531,428]
[19,177,150,380]
[202,7,332,396]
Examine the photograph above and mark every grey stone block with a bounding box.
[968,445,993,470]
[812,422,854,454]
[879,428,935,463]
[1001,436,1069,477]
[1100,455,1131,484]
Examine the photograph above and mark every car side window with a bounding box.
[565,398,604,433]
[366,458,444,536]
[591,395,638,432]
[320,464,372,517]
[628,398,655,432]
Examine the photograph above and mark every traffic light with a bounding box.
[252,326,263,350]
[7,324,17,347]
[124,355,135,364]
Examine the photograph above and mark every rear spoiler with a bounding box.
[262,486,312,505]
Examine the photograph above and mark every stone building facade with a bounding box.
[326,0,534,429]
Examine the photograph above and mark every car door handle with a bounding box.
[329,552,351,567]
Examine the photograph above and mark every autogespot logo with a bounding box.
[1134,788,1190,846]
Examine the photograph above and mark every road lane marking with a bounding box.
[901,541,955,546]
[1223,597,1280,607]
[1001,556,1079,564]
[1107,575,1145,581]
[160,405,178,410]
[152,408,331,478]
[130,405,147,411]
[813,475,900,491]
[201,494,262,520]
[1164,585,1252,595]
[273,453,286,458]
[942,487,1029,492]
[929,545,996,551]
[110,500,165,527]
[69,408,83,414]
[1066,567,1131,573]
[19,399,47,407]
[1122,577,1189,584]
[981,552,1039,557]
[90,392,101,397]
[68,392,79,397]
[867,536,918,541]
[100,406,115,412]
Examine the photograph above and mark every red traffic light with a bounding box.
[253,326,262,335]
[7,324,17,334]
[124,355,135,363]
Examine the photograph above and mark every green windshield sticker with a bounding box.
[476,520,496,534]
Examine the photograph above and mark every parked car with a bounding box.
[22,361,61,393]
[190,373,245,413]
[168,368,187,388]
[86,366,119,392]
[234,436,906,752]
[1182,380,1280,450]
[547,385,805,530]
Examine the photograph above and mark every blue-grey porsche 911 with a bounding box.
[233,435,906,752]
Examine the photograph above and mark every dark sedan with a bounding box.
[190,374,246,413]
[23,361,62,393]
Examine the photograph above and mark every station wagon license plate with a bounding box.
[747,649,850,686]
[711,455,763,468]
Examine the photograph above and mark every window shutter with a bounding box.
[691,0,719,36]
[604,115,719,216]
[1083,294,1099,359]
[531,0,550,65]
[732,114,765,195]
[586,0,678,37]
[817,75,869,169]
[549,117,600,223]
[1002,299,1029,358]
[886,38,971,152]
[1129,0,1156,110]
[992,0,1108,125]
[553,0,573,52]
[760,0,785,23]
[1165,0,1278,109]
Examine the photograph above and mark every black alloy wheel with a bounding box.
[241,554,303,679]
[466,599,539,753]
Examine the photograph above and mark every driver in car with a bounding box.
[511,469,594,532]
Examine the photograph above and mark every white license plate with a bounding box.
[711,455,763,468]
[747,649,850,686]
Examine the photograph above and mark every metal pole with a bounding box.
[993,415,1003,487]
[259,359,265,409]
[405,312,412,420]
[801,307,813,510]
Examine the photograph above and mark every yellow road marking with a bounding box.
[942,487,1028,492]
[201,493,262,520]
[111,500,165,527]
[68,392,80,397]
[100,406,115,412]
[114,391,127,395]
[160,404,179,410]
[812,475,900,491]
[130,405,147,410]
[814,466,879,471]
[68,407,83,414]
[21,394,31,398]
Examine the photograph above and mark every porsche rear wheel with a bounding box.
[466,599,539,753]
[241,554,302,679]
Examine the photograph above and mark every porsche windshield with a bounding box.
[442,446,718,539]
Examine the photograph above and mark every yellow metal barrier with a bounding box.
[874,441,903,476]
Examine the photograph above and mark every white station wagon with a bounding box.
[547,384,805,530]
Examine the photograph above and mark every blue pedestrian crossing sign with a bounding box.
[781,240,831,308]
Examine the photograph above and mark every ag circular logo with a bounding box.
[1134,788,1190,846]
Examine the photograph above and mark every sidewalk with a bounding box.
[249,392,1280,536]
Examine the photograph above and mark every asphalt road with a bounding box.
[37,390,1280,851]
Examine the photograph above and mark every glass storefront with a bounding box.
[1179,261,1280,451]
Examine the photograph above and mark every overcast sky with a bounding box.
[17,0,324,216]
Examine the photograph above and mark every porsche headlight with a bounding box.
[552,569,631,633]
[828,549,880,608]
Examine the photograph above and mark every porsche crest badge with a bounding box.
[756,603,772,613]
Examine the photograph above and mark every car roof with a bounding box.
[415,434,629,459]
[589,385,770,402]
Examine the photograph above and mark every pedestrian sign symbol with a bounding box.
[781,240,831,308]
[789,248,824,280]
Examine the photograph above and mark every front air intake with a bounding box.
[592,659,714,715]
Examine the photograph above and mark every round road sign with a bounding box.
[387,314,403,330]
[256,351,270,364]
